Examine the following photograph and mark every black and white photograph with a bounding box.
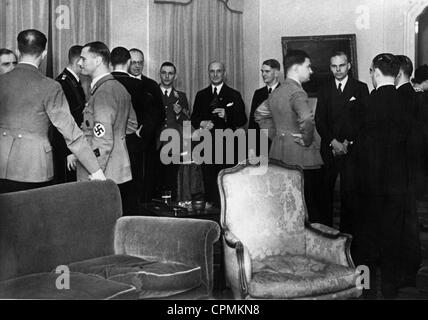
[1,0,428,310]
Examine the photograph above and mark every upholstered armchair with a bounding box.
[218,159,361,300]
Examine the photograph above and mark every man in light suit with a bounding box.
[51,45,87,183]
[258,50,324,221]
[0,30,105,194]
[74,41,133,213]
[191,61,247,208]
[248,59,281,155]
[0,48,17,75]
[315,51,369,230]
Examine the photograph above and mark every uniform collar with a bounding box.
[66,67,80,83]
[18,62,39,69]
[160,86,173,97]
[376,82,395,90]
[396,81,410,90]
[91,73,110,90]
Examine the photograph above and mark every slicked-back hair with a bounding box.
[330,50,350,63]
[0,48,17,60]
[372,53,400,78]
[284,50,310,73]
[17,29,47,56]
[396,55,413,78]
[160,61,177,74]
[83,41,110,66]
[111,47,131,66]
[68,45,83,63]
[263,59,281,71]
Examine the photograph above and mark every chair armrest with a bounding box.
[223,229,252,299]
[114,216,220,295]
[304,222,355,267]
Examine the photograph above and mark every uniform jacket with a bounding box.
[77,74,133,184]
[315,77,369,165]
[264,78,323,169]
[159,87,191,151]
[0,63,100,183]
[191,84,247,131]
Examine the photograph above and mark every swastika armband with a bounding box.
[93,123,106,138]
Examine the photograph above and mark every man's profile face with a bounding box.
[296,58,313,83]
[78,47,98,77]
[209,62,225,86]
[0,53,17,75]
[261,65,278,86]
[129,51,144,77]
[160,66,176,87]
[330,55,351,81]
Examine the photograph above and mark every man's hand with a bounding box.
[89,169,107,181]
[292,133,306,147]
[173,101,182,114]
[200,120,214,130]
[212,108,226,119]
[331,139,347,156]
[67,154,77,171]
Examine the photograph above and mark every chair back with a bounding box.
[218,159,307,260]
[0,180,121,281]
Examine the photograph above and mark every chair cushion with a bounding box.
[249,255,358,299]
[67,255,202,299]
[0,272,138,300]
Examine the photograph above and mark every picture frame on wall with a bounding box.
[282,34,358,97]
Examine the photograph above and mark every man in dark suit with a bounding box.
[395,55,422,288]
[111,47,159,214]
[354,53,411,299]
[191,61,247,208]
[248,59,281,156]
[128,48,165,202]
[51,45,86,183]
[0,30,105,194]
[315,51,369,230]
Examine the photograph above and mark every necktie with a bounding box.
[164,90,169,98]
[268,87,272,94]
[213,87,218,97]
[338,83,342,94]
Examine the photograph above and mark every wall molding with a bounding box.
[403,0,428,61]
[153,0,244,14]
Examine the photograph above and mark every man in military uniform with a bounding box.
[51,45,87,183]
[74,41,134,214]
[0,30,105,194]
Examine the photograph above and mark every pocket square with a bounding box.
[226,102,234,107]
[349,97,356,101]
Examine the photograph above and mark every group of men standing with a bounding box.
[251,50,428,299]
[0,28,249,213]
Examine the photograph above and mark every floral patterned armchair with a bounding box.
[218,159,362,299]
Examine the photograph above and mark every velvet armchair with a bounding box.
[218,159,362,300]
